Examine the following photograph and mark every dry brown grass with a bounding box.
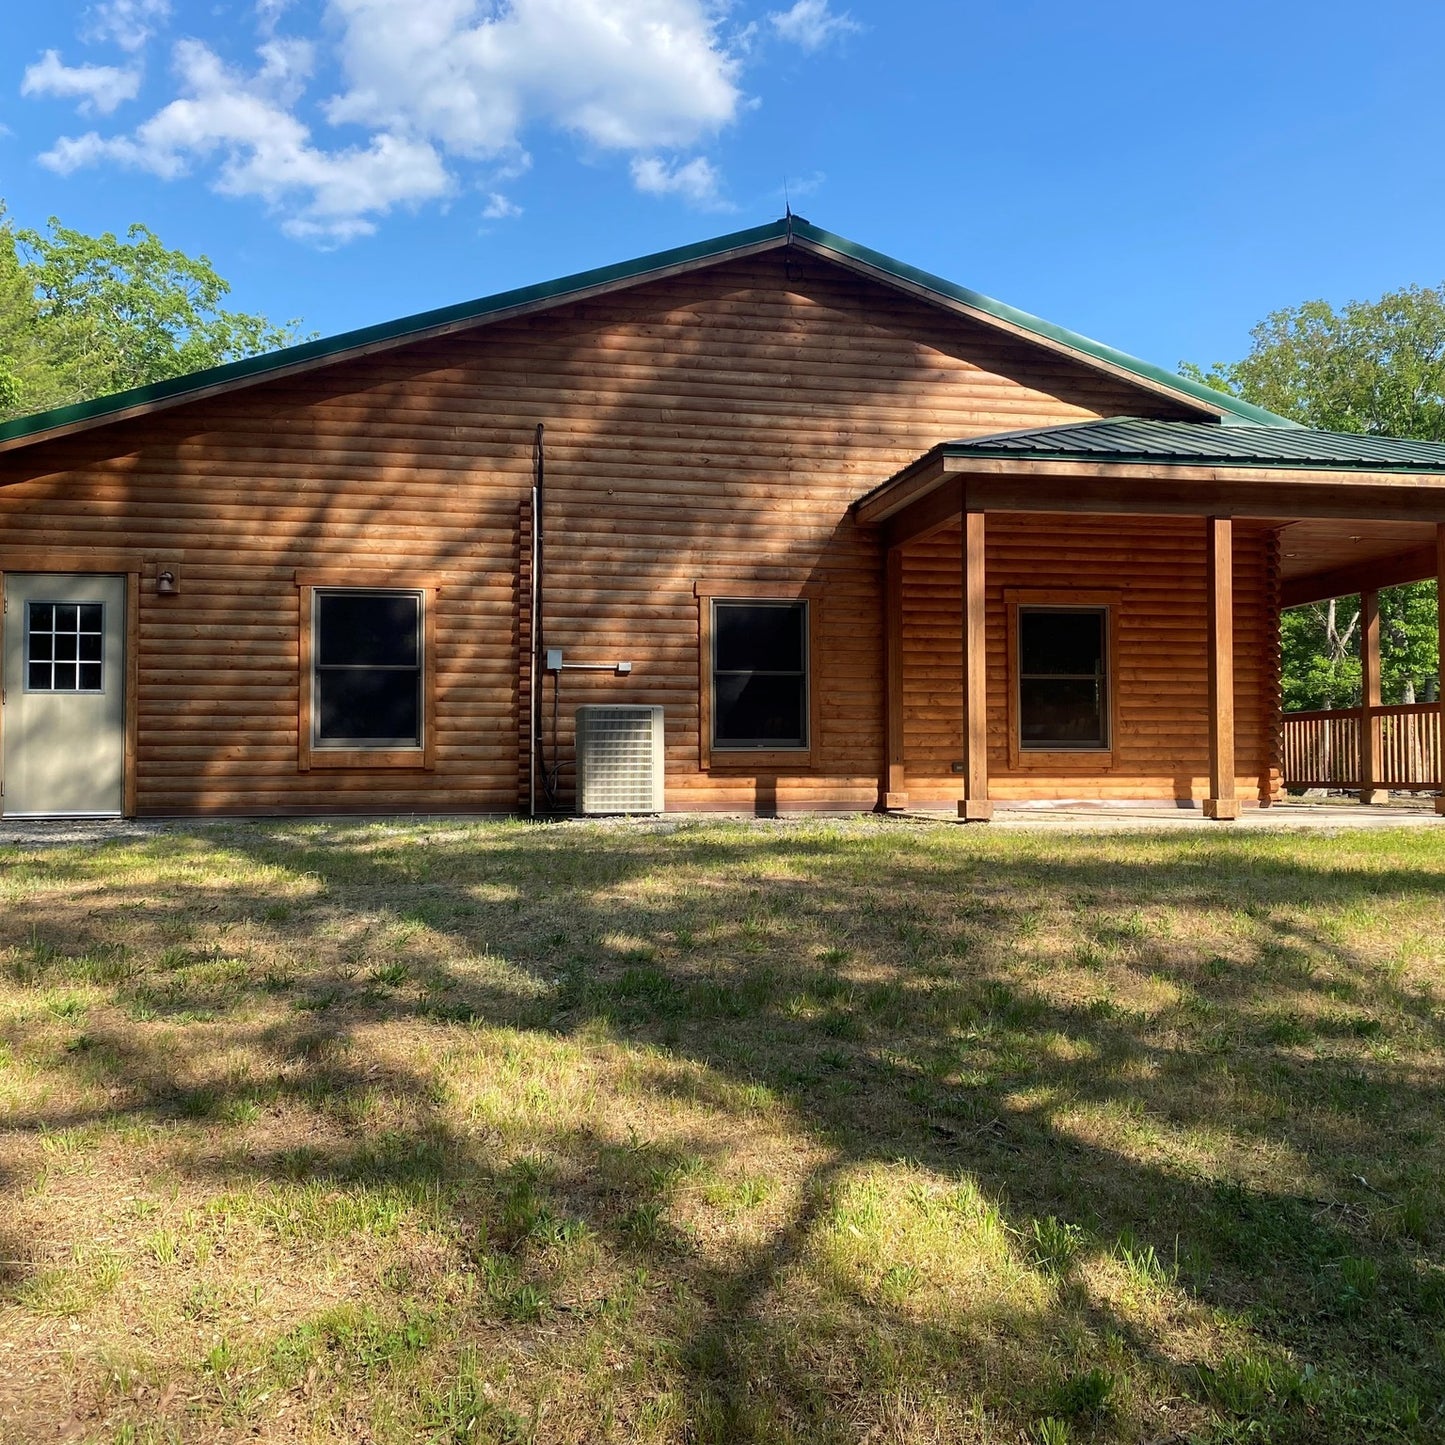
[0,817,1442,1443]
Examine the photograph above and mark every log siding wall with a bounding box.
[0,250,1253,816]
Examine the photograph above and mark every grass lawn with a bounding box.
[1,818,1443,1444]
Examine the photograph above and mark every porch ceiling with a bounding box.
[1277,520,1438,606]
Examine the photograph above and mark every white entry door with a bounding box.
[2,574,126,817]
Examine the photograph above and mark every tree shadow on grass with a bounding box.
[2,820,1444,1441]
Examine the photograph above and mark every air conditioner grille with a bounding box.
[575,705,665,815]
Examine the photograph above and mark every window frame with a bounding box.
[23,598,108,695]
[295,570,439,772]
[694,580,820,771]
[1005,589,1120,770]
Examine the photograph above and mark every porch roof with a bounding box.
[854,416,1445,529]
[861,419,1445,506]
[853,418,1445,603]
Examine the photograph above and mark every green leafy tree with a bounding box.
[0,208,305,420]
[1280,597,1360,712]
[1280,587,1437,711]
[0,209,69,416]
[1189,283,1445,707]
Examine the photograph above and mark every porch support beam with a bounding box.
[1360,589,1385,804]
[883,546,908,810]
[958,510,993,822]
[1436,524,1445,815]
[1283,543,1438,609]
[1204,515,1239,821]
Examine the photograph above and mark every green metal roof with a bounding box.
[0,217,1291,449]
[931,417,1445,471]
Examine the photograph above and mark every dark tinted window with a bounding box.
[1020,609,1104,676]
[713,601,808,748]
[317,593,419,668]
[318,670,420,744]
[715,604,805,673]
[314,590,422,746]
[1018,607,1107,749]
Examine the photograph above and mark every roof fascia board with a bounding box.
[789,222,1295,430]
[872,479,1445,532]
[937,452,1445,481]
[0,222,794,455]
[854,450,948,526]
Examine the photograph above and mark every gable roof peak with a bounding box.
[0,218,1290,453]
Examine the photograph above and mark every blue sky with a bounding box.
[3,0,1445,377]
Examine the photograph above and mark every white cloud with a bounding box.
[41,40,451,243]
[769,0,860,51]
[29,0,774,242]
[630,154,729,209]
[492,151,533,183]
[85,0,171,52]
[784,169,826,199]
[482,192,522,220]
[21,50,141,116]
[324,0,742,156]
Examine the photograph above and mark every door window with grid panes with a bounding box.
[26,601,105,693]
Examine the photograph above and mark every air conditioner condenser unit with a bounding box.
[574,705,665,815]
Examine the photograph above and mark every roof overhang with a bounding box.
[0,217,1287,458]
[855,447,1445,548]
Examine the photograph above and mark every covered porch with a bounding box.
[851,419,1445,821]
[1278,526,1443,800]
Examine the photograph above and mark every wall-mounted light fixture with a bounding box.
[156,569,178,595]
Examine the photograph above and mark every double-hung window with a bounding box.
[313,590,423,748]
[710,599,810,751]
[1016,605,1110,750]
[297,577,435,770]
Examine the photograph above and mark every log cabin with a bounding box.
[2,216,1444,820]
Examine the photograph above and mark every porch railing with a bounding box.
[1282,703,1441,791]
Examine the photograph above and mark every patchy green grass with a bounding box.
[0,817,1443,1442]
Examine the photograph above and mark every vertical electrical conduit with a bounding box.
[528,422,544,818]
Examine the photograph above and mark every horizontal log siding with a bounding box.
[900,516,1282,806]
[0,250,1209,815]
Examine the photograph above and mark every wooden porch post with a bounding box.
[1203,515,1239,820]
[883,546,908,811]
[1360,588,1385,804]
[1436,524,1445,815]
[958,510,993,821]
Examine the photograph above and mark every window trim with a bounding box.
[295,570,439,772]
[694,580,820,771]
[1005,589,1120,771]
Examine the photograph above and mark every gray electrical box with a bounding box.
[575,705,665,815]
